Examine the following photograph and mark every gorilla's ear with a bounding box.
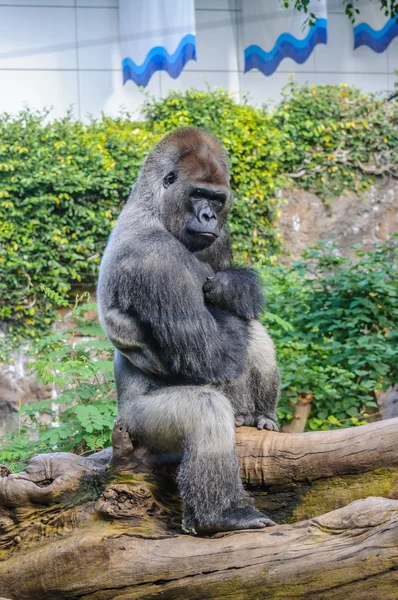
[163,171,177,188]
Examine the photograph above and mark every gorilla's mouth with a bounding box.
[199,231,219,238]
[181,228,219,252]
[186,227,219,241]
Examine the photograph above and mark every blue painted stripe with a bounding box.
[122,33,196,87]
[354,18,398,53]
[244,18,327,76]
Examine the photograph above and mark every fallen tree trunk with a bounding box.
[0,418,398,599]
[236,416,398,486]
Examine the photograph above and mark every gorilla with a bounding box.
[97,128,280,534]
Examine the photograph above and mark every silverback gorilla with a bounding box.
[97,128,280,534]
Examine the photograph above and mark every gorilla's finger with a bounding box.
[257,416,279,431]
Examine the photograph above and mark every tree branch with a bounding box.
[1,419,398,599]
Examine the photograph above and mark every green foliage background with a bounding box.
[275,82,398,198]
[1,84,397,349]
[263,237,398,431]
[2,236,397,471]
[0,82,397,467]
[0,90,284,352]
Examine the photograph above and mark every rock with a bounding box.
[278,180,398,263]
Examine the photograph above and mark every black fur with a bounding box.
[98,128,280,533]
[203,267,264,320]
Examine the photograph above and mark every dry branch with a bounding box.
[0,418,398,599]
[236,416,398,486]
[0,497,397,599]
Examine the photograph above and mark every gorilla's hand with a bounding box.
[203,268,263,320]
[256,415,279,431]
[234,413,279,431]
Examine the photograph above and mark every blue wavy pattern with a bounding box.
[122,33,196,87]
[354,18,398,52]
[245,18,327,76]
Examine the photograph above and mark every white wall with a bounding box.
[0,0,395,121]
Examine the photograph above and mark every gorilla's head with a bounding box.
[141,128,232,253]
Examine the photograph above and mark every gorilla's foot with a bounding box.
[194,507,276,535]
[256,415,279,431]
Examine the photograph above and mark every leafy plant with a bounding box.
[2,237,397,468]
[272,80,398,199]
[280,0,398,25]
[262,236,398,429]
[0,291,116,471]
[0,91,285,351]
[2,85,397,351]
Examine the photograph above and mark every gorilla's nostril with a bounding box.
[197,206,217,230]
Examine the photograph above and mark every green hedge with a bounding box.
[274,81,398,198]
[0,111,156,349]
[262,237,398,430]
[0,91,283,349]
[3,237,397,470]
[1,83,397,350]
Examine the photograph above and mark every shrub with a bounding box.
[0,91,284,351]
[0,292,116,472]
[273,80,398,199]
[3,238,396,469]
[0,109,155,353]
[263,236,398,429]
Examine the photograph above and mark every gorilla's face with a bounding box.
[161,149,231,253]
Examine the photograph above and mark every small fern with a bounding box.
[39,284,71,307]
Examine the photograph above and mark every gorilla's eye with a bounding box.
[211,199,224,209]
[163,171,177,188]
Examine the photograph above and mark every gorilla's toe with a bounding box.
[194,507,276,535]
[257,416,279,431]
[234,414,245,427]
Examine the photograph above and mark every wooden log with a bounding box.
[1,419,398,599]
[0,497,397,599]
[236,416,398,486]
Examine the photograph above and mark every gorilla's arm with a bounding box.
[102,232,249,385]
[203,268,263,320]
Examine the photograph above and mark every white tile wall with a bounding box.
[241,72,318,107]
[387,73,397,92]
[79,71,160,120]
[313,13,388,75]
[0,70,78,118]
[77,0,117,6]
[191,9,239,72]
[316,72,389,95]
[160,69,240,98]
[387,37,398,73]
[0,1,74,5]
[196,0,238,10]
[0,1,394,120]
[0,6,77,70]
[76,6,120,70]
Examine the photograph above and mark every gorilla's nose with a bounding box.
[197,206,217,229]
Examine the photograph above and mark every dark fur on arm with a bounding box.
[103,233,249,385]
[203,267,264,320]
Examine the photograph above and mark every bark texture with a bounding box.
[0,418,397,600]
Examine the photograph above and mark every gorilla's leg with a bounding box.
[225,321,280,431]
[115,353,274,533]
